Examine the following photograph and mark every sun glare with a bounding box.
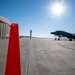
[50,2,65,16]
[52,3,64,15]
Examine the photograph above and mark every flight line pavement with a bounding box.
[0,38,75,75]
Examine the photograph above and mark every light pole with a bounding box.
[30,30,32,40]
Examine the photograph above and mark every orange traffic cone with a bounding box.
[5,23,21,75]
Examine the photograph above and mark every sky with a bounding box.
[0,0,75,38]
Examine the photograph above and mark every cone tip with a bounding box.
[11,23,18,27]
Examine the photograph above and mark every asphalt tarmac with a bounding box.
[0,38,75,75]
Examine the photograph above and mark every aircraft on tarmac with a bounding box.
[51,30,75,41]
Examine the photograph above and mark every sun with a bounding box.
[50,2,65,16]
[52,3,64,15]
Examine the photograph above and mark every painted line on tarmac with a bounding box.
[25,42,30,75]
[58,44,75,51]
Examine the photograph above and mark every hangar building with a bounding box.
[0,16,11,38]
